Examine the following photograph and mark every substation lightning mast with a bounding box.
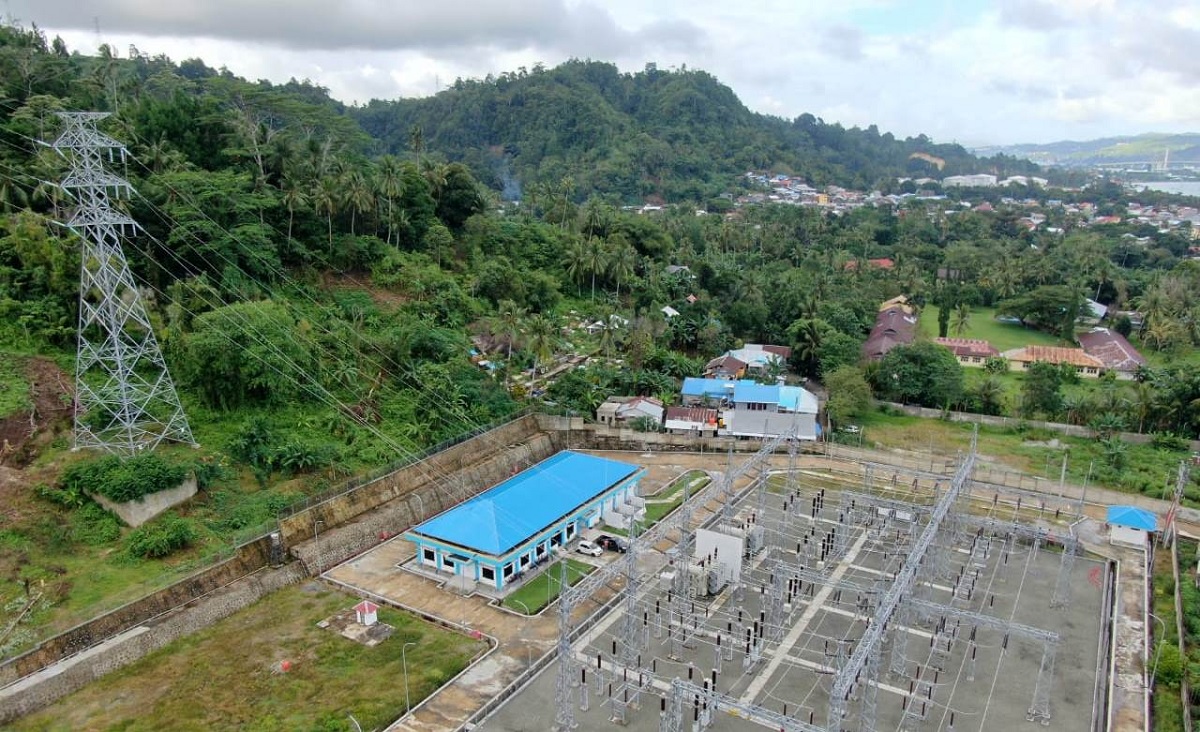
[52,112,194,454]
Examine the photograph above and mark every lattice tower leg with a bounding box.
[554,559,577,731]
[660,680,685,732]
[1026,641,1057,725]
[858,637,882,732]
[1049,539,1077,609]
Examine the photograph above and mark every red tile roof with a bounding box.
[1077,328,1146,372]
[1003,346,1105,369]
[665,406,719,424]
[934,338,998,359]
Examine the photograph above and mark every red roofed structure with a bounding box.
[1077,328,1146,378]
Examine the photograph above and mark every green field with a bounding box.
[852,409,1197,503]
[502,558,594,614]
[918,306,1066,352]
[10,583,486,732]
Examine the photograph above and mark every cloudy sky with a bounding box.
[8,0,1200,145]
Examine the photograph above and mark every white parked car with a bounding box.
[575,540,603,557]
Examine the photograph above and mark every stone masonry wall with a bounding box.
[0,534,274,686]
[277,414,544,548]
[0,562,307,724]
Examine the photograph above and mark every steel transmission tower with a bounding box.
[53,112,194,454]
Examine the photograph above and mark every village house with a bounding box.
[934,338,998,367]
[1001,346,1105,378]
[1077,328,1147,379]
[863,297,918,361]
[664,406,721,436]
[595,396,665,427]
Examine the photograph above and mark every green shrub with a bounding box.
[70,503,122,546]
[61,454,189,503]
[126,516,195,559]
[1151,433,1190,452]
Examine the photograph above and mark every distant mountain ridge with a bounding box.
[352,60,1039,202]
[975,133,1200,167]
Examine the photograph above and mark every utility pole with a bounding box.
[52,112,194,454]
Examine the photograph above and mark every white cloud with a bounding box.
[10,0,1199,144]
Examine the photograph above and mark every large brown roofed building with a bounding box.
[864,306,918,361]
[1077,328,1146,378]
[1001,345,1105,378]
[934,338,998,366]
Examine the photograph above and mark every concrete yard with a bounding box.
[478,470,1107,732]
[326,446,1118,732]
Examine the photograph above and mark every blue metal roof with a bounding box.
[733,382,778,404]
[682,377,735,398]
[1106,505,1158,532]
[409,451,640,556]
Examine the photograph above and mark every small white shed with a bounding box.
[1106,505,1157,550]
[353,600,380,626]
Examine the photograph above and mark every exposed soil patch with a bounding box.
[0,357,72,468]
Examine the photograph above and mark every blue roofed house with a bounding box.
[404,451,644,592]
[724,381,820,440]
[680,377,737,406]
[1106,505,1157,549]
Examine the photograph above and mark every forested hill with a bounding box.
[352,60,1039,202]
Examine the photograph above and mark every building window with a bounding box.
[481,566,495,581]
[503,563,514,577]
[520,554,531,568]
[423,548,436,562]
[566,523,576,539]
[536,543,547,557]
[443,558,455,570]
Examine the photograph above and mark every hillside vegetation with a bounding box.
[0,21,1198,657]
[352,60,1041,201]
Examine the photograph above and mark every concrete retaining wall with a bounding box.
[291,430,562,573]
[278,414,546,549]
[0,534,274,686]
[0,562,307,724]
[88,475,198,527]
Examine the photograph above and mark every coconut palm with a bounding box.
[607,241,637,300]
[341,170,374,236]
[525,314,559,379]
[312,176,340,250]
[494,299,526,386]
[375,155,404,245]
[281,176,308,242]
[951,304,971,337]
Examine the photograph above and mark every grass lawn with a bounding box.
[852,408,1197,504]
[607,471,711,538]
[9,583,486,732]
[502,558,594,615]
[918,306,1065,352]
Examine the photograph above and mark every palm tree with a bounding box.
[408,125,424,169]
[375,155,403,245]
[951,304,971,337]
[582,237,609,302]
[281,176,308,242]
[494,299,525,386]
[597,314,625,359]
[607,240,637,301]
[563,238,589,296]
[341,170,374,236]
[526,314,558,379]
[973,376,1005,416]
[790,319,824,378]
[312,177,340,250]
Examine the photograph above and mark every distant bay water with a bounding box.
[1139,181,1200,196]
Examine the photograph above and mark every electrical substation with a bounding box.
[477,430,1109,732]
